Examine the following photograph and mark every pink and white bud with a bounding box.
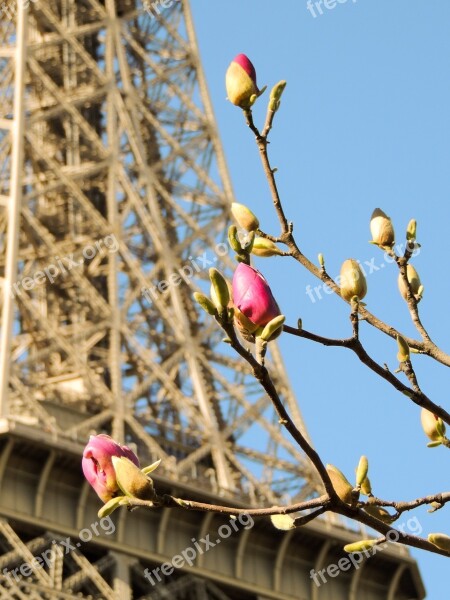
[226,54,260,109]
[82,434,140,502]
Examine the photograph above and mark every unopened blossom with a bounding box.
[232,263,280,331]
[225,54,260,108]
[82,434,139,502]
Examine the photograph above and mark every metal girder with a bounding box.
[0,0,324,507]
[0,2,426,599]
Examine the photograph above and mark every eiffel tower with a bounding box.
[0,1,424,598]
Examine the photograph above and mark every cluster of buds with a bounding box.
[195,189,285,355]
[82,435,160,517]
[229,202,284,260]
[327,457,393,526]
[194,268,233,322]
[420,408,447,448]
[194,262,284,353]
[369,208,423,303]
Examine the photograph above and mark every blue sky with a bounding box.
[191,1,450,597]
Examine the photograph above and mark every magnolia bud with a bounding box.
[82,434,140,503]
[326,464,353,504]
[421,407,446,442]
[406,219,417,242]
[194,292,216,316]
[340,259,367,302]
[225,54,264,109]
[360,476,372,496]
[112,456,156,500]
[251,237,284,257]
[232,263,281,329]
[396,334,410,362]
[344,539,379,553]
[228,225,243,253]
[270,513,295,530]
[231,202,260,232]
[356,456,369,487]
[398,264,421,301]
[370,208,395,247]
[363,505,393,523]
[259,314,285,342]
[268,80,287,112]
[209,268,230,311]
[428,533,450,553]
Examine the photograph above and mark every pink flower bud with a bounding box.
[225,54,260,108]
[232,263,280,328]
[82,434,140,502]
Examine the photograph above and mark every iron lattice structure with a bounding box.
[0,2,425,599]
[0,0,320,503]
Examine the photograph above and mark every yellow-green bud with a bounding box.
[428,533,450,553]
[111,456,156,500]
[363,505,393,523]
[339,259,367,302]
[243,231,256,252]
[260,314,285,342]
[356,456,369,487]
[141,458,162,475]
[406,219,417,242]
[370,208,395,247]
[421,407,445,442]
[231,202,260,232]
[268,80,287,112]
[326,464,353,504]
[228,225,243,253]
[344,539,379,553]
[194,292,216,316]
[209,268,230,310]
[270,513,295,531]
[318,253,325,268]
[98,495,127,518]
[396,334,410,362]
[398,264,421,301]
[361,476,372,496]
[251,237,284,257]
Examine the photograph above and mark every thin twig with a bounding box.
[284,324,450,426]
